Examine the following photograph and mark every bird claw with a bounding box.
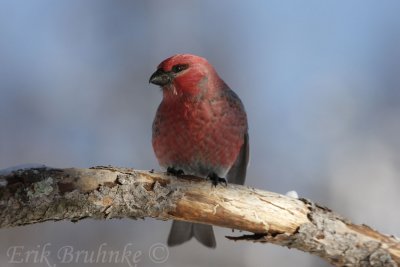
[208,173,227,187]
[167,167,184,177]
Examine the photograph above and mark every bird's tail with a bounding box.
[167,220,216,248]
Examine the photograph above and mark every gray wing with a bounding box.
[226,132,249,185]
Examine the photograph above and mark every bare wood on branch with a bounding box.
[0,166,399,266]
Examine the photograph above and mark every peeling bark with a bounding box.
[0,166,399,266]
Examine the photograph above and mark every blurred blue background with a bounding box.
[1,1,400,266]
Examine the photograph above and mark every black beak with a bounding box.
[149,69,172,86]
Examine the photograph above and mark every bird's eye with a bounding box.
[171,64,189,73]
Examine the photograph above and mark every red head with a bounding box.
[149,54,223,98]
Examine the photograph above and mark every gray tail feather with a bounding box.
[167,220,216,248]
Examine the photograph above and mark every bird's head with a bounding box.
[149,54,222,98]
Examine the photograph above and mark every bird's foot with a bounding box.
[167,167,184,177]
[208,172,227,187]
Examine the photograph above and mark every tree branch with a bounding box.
[0,166,399,266]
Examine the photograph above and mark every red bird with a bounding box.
[149,54,249,248]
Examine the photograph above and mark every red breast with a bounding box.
[152,89,246,175]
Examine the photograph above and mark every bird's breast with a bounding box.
[152,97,245,177]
